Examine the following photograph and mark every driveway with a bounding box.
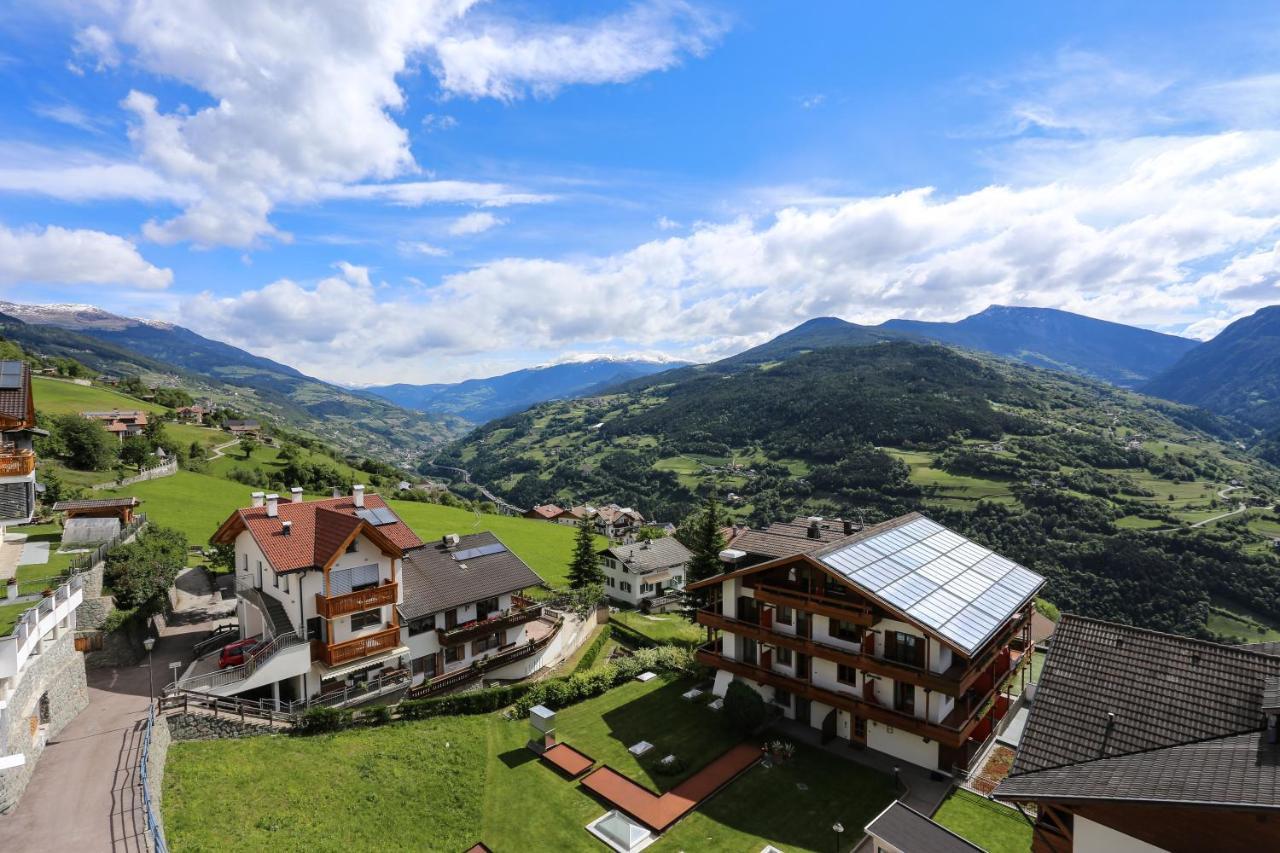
[0,568,229,851]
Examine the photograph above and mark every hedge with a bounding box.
[510,645,697,718]
[573,625,613,673]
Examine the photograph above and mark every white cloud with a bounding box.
[48,0,720,247]
[183,129,1280,383]
[0,224,172,289]
[33,102,107,133]
[432,0,728,100]
[421,113,459,132]
[447,211,504,235]
[656,216,681,230]
[399,241,449,257]
[799,94,826,109]
[0,143,196,203]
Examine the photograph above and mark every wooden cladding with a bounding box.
[748,580,874,626]
[315,581,398,618]
[314,625,400,667]
[0,448,35,477]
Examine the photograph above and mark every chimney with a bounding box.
[266,493,279,518]
[442,533,460,549]
[843,519,855,536]
[290,487,303,504]
[282,520,293,536]
[807,518,821,540]
[353,484,365,507]
[251,491,265,508]
[332,486,341,499]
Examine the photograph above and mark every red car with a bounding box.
[218,636,263,669]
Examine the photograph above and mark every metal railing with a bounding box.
[169,630,304,693]
[140,704,169,853]
[190,624,239,659]
[68,513,150,572]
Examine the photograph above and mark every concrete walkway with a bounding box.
[0,568,228,851]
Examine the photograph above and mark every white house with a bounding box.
[600,537,691,608]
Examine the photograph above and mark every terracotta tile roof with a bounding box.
[525,504,563,520]
[995,614,1280,808]
[215,493,423,574]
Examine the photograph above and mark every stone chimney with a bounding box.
[807,516,822,539]
[843,519,855,536]
[332,485,341,499]
[266,493,279,518]
[290,486,304,503]
[251,491,265,508]
[353,484,365,508]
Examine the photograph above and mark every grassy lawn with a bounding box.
[388,501,594,589]
[1115,515,1168,530]
[165,675,897,852]
[1004,649,1045,697]
[13,521,78,594]
[164,715,488,852]
[611,610,704,647]
[932,789,1032,853]
[164,422,230,451]
[0,600,34,635]
[102,470,250,548]
[32,376,165,416]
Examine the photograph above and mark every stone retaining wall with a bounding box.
[0,631,89,810]
[165,712,279,741]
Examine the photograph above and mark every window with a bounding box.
[885,631,925,668]
[837,664,858,685]
[306,616,323,642]
[606,576,615,588]
[671,575,682,586]
[282,573,289,594]
[775,646,793,667]
[346,539,359,554]
[854,716,866,739]
[475,597,499,618]
[621,581,632,593]
[893,680,915,715]
[772,688,792,709]
[411,655,437,685]
[445,644,464,664]
[445,608,458,629]
[272,570,279,588]
[640,582,652,593]
[775,605,793,626]
[407,615,436,636]
[350,609,381,631]
[472,631,504,655]
[830,619,861,643]
[741,638,758,666]
[241,554,248,573]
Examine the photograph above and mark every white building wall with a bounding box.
[1075,816,1168,853]
[865,719,939,770]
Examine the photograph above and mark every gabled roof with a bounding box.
[525,504,563,519]
[0,361,33,427]
[995,615,1280,809]
[691,512,1044,657]
[52,497,140,511]
[399,531,543,620]
[602,537,691,573]
[726,516,858,560]
[864,801,985,852]
[212,493,423,574]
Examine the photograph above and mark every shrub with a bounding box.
[297,706,353,734]
[574,625,613,672]
[361,704,392,726]
[723,681,767,734]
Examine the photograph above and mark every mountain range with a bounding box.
[366,357,683,424]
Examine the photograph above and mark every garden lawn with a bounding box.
[611,610,704,647]
[32,376,165,416]
[164,716,488,852]
[388,500,595,588]
[0,600,33,635]
[932,789,1032,853]
[13,521,78,595]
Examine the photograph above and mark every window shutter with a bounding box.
[330,563,379,595]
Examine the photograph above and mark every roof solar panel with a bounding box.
[880,572,939,609]
[893,541,942,569]
[0,361,22,390]
[452,542,509,561]
[911,588,968,629]
[354,508,379,524]
[849,559,913,591]
[918,554,968,585]
[970,553,1015,580]
[944,569,997,602]
[372,506,400,525]
[923,529,967,554]
[950,541,991,567]
[944,605,1004,649]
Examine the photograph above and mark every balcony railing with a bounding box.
[316,581,398,619]
[436,602,545,644]
[406,616,562,699]
[313,625,401,668]
[746,579,875,625]
[0,447,34,477]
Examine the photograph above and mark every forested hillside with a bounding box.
[442,342,1280,639]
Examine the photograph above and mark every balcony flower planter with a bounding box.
[5,578,16,601]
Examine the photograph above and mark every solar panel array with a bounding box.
[0,361,23,390]
[355,506,400,526]
[819,516,1043,655]
[452,542,509,562]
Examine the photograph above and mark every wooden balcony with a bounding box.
[696,643,995,749]
[746,580,875,626]
[0,448,35,478]
[313,625,401,667]
[315,581,398,619]
[697,609,965,696]
[436,602,545,644]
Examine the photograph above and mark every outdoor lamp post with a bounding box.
[142,637,156,701]
[832,820,844,853]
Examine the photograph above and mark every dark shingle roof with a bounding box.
[52,497,140,511]
[0,361,33,425]
[1238,640,1280,657]
[602,537,691,572]
[727,516,859,560]
[864,801,985,852]
[400,532,543,620]
[995,614,1280,808]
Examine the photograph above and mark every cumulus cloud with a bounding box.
[49,0,719,247]
[447,211,504,235]
[184,130,1280,382]
[0,224,172,289]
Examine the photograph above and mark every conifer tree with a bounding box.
[567,518,603,589]
[681,495,727,618]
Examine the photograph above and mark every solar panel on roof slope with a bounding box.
[452,542,508,561]
[0,362,22,389]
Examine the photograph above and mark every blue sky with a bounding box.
[3,1,1280,384]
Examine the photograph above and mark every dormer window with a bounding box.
[346,540,359,554]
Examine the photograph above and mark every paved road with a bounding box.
[0,568,227,852]
[425,461,523,514]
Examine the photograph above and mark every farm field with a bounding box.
[32,376,165,416]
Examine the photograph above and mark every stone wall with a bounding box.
[164,712,278,741]
[89,458,178,491]
[0,631,89,810]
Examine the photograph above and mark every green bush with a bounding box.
[723,681,767,734]
[511,645,696,718]
[361,704,392,726]
[574,625,613,672]
[297,706,353,734]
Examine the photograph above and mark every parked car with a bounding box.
[218,636,263,669]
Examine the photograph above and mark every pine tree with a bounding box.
[567,518,603,589]
[681,495,727,618]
